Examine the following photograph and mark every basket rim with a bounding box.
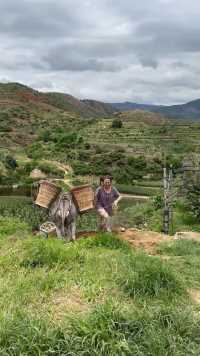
[39,180,62,190]
[71,184,93,192]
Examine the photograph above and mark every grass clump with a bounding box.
[69,303,200,355]
[79,233,130,251]
[0,312,69,356]
[158,239,200,256]
[20,237,85,269]
[120,253,184,298]
[0,303,200,355]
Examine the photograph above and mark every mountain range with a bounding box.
[111,99,200,120]
[0,82,115,118]
[1,82,200,120]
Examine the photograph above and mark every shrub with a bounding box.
[72,161,91,175]
[26,143,44,159]
[152,195,164,210]
[38,130,51,142]
[111,118,123,129]
[55,132,83,150]
[5,155,18,170]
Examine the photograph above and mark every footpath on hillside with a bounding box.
[76,229,200,255]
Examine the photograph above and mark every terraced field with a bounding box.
[81,115,200,156]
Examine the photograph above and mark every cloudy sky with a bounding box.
[1,0,200,104]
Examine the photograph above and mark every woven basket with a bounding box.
[71,185,94,213]
[35,181,61,208]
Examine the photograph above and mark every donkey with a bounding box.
[49,192,78,241]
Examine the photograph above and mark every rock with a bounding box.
[30,169,46,180]
[174,231,200,241]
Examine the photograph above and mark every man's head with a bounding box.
[103,175,113,188]
[100,176,104,186]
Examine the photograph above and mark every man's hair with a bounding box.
[103,175,113,182]
[100,176,104,183]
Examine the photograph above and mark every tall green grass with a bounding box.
[119,253,184,298]
[0,303,199,356]
[158,239,200,256]
[0,218,199,355]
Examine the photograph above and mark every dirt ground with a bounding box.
[117,228,172,254]
[76,228,171,255]
[49,228,200,255]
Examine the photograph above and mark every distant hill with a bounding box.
[114,109,167,125]
[0,82,115,118]
[81,99,115,116]
[111,99,200,120]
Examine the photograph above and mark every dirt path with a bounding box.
[121,194,150,200]
[117,228,171,254]
[76,228,171,255]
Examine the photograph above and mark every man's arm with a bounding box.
[112,187,121,207]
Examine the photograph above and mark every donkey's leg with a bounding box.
[70,221,76,241]
[55,224,63,239]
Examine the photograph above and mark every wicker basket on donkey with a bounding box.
[35,180,61,208]
[71,185,94,213]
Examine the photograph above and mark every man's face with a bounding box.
[104,178,111,187]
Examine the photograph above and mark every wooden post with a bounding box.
[169,165,173,230]
[163,167,169,234]
[163,165,173,235]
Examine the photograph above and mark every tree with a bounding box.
[111,119,123,129]
[186,183,200,219]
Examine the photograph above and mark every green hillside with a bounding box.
[0,82,200,199]
[1,83,200,355]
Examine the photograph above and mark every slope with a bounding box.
[111,98,200,120]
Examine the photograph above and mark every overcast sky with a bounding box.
[1,0,200,104]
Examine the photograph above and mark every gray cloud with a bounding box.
[0,0,200,104]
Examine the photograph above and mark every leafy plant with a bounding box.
[111,118,123,128]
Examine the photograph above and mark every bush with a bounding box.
[55,132,83,150]
[38,130,51,142]
[152,195,164,210]
[111,118,123,129]
[26,143,44,159]
[72,161,91,175]
[5,155,18,170]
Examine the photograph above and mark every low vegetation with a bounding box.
[0,218,200,355]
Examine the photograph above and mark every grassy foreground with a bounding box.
[0,218,200,355]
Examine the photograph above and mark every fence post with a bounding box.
[163,166,173,235]
[163,167,169,234]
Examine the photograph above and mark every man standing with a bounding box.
[96,175,121,232]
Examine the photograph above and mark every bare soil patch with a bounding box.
[118,228,171,254]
